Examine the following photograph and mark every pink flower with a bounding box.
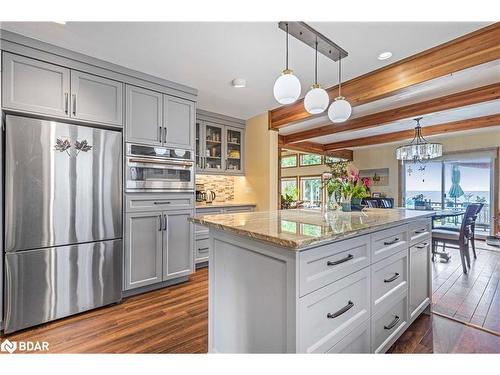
[363,177,372,188]
[322,172,333,180]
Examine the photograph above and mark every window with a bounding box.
[281,177,298,199]
[281,154,297,168]
[300,176,322,208]
[325,156,343,164]
[300,154,322,166]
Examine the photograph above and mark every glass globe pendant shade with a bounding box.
[273,70,301,105]
[328,96,352,123]
[304,84,329,114]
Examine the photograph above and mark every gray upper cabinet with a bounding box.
[225,126,245,174]
[163,95,195,150]
[126,85,163,146]
[124,212,163,290]
[163,210,194,280]
[71,70,123,126]
[2,52,70,118]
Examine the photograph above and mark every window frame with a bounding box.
[299,153,323,167]
[281,153,298,169]
[280,176,299,198]
[299,175,323,207]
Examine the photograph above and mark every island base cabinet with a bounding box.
[409,241,431,322]
[326,319,371,353]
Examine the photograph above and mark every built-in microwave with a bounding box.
[126,143,194,192]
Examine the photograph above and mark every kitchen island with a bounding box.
[190,208,434,353]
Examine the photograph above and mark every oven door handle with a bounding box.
[128,158,194,168]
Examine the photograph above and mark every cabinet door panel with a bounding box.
[124,212,163,290]
[202,121,225,171]
[163,210,193,280]
[126,85,162,145]
[2,52,70,117]
[225,126,244,174]
[71,70,123,126]
[163,95,194,149]
[409,242,431,321]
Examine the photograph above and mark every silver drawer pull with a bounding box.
[154,201,171,205]
[384,272,400,283]
[384,237,400,245]
[327,301,354,319]
[416,242,428,249]
[199,248,209,253]
[414,229,427,234]
[327,254,353,266]
[384,315,400,330]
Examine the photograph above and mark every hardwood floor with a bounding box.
[432,246,500,333]
[1,266,498,353]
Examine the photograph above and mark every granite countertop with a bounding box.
[190,208,435,250]
[195,201,256,208]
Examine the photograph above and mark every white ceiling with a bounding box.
[0,21,491,119]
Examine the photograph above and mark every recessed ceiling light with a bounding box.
[231,78,246,88]
[377,52,392,60]
[53,21,66,25]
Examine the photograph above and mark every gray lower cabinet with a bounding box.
[124,211,163,290]
[2,52,70,118]
[124,209,193,291]
[71,70,123,126]
[163,95,195,150]
[409,241,431,322]
[125,84,163,146]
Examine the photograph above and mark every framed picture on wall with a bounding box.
[359,168,389,187]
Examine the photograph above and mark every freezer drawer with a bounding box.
[4,240,122,333]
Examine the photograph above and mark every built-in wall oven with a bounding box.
[126,143,195,192]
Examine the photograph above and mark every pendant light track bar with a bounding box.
[278,21,348,62]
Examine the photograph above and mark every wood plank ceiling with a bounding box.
[273,23,500,155]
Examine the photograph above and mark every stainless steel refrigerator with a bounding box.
[4,115,123,333]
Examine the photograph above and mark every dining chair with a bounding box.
[431,203,482,274]
[365,199,379,208]
[433,203,483,260]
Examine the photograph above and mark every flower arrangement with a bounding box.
[322,161,371,210]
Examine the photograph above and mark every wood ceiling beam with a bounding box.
[269,23,500,130]
[323,114,500,151]
[280,139,354,161]
[282,83,500,144]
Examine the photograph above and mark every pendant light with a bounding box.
[304,39,329,114]
[396,117,443,161]
[328,55,352,123]
[273,23,301,105]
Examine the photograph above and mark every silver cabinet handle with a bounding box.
[158,126,162,143]
[327,254,353,266]
[72,94,77,116]
[163,127,167,144]
[327,301,354,319]
[416,242,428,249]
[163,214,167,231]
[384,315,400,330]
[64,93,69,114]
[384,272,400,283]
[199,247,209,253]
[414,229,427,234]
[153,201,171,205]
[384,237,400,246]
[158,215,162,232]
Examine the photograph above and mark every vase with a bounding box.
[351,198,362,206]
[340,197,352,212]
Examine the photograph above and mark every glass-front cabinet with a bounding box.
[195,117,245,175]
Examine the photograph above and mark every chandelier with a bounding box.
[396,117,443,161]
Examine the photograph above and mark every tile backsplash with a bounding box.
[196,175,235,202]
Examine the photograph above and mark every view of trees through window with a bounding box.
[281,155,297,168]
[300,154,322,166]
[301,177,322,207]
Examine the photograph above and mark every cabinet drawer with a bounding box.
[224,206,255,213]
[299,268,370,353]
[371,292,408,353]
[326,319,371,353]
[195,207,225,236]
[408,219,431,246]
[371,250,408,314]
[371,225,408,263]
[195,238,210,262]
[126,193,194,212]
[299,235,370,297]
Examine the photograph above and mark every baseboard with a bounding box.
[122,276,190,298]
